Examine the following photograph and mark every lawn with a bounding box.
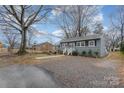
[0,51,124,67]
[0,52,58,67]
[108,52,124,85]
[106,51,124,61]
[104,51,124,85]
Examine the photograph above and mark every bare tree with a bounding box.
[93,22,104,35]
[53,5,101,38]
[110,6,124,50]
[81,26,90,36]
[27,27,38,48]
[2,27,20,53]
[0,5,51,55]
[104,27,120,51]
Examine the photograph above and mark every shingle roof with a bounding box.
[60,34,102,43]
[34,42,54,47]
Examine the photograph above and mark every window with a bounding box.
[76,42,81,46]
[76,41,85,47]
[81,41,85,47]
[88,40,95,47]
[69,43,75,47]
[65,43,68,46]
[62,43,68,47]
[62,43,65,47]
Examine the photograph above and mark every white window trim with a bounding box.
[80,41,85,47]
[69,42,75,47]
[76,42,81,47]
[62,43,66,47]
[76,41,85,47]
[88,40,95,47]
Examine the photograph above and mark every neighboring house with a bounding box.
[59,34,108,57]
[32,42,56,53]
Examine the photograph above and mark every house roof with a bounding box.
[60,34,103,43]
[34,42,54,47]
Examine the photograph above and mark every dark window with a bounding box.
[85,41,88,46]
[95,40,97,46]
[81,41,85,46]
[88,40,95,47]
[76,42,81,46]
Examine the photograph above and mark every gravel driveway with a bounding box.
[35,56,123,88]
[0,55,123,88]
[0,64,60,88]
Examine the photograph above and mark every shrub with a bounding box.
[94,51,99,57]
[88,50,92,56]
[81,51,86,56]
[72,51,78,56]
[53,51,57,54]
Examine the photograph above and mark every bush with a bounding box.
[53,51,57,54]
[81,51,86,56]
[94,51,99,57]
[72,51,78,56]
[88,50,92,56]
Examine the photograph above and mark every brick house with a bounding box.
[32,42,56,53]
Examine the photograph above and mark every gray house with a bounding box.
[59,34,108,57]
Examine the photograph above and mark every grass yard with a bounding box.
[106,52,124,61]
[0,51,124,65]
[0,51,124,67]
[108,52,124,85]
[0,52,59,67]
[103,51,124,85]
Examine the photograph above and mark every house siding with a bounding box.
[75,39,100,55]
[59,35,108,57]
[60,39,100,53]
[100,37,108,57]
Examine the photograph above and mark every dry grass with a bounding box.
[95,51,124,85]
[0,53,55,67]
[11,53,53,64]
[106,52,124,61]
[107,52,124,85]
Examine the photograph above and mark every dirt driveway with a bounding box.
[34,56,124,88]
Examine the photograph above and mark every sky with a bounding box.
[101,5,116,29]
[0,5,118,46]
[31,5,117,44]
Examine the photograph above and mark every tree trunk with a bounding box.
[120,24,124,50]
[78,6,81,37]
[17,30,27,55]
[112,44,115,51]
